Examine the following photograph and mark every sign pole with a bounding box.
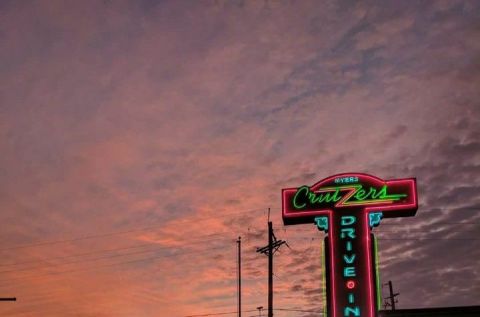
[282,173,417,317]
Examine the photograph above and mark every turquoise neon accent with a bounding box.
[343,254,356,264]
[341,215,356,226]
[369,212,383,228]
[344,307,360,317]
[346,241,352,251]
[315,216,329,232]
[334,176,359,184]
[343,267,356,277]
[348,293,354,304]
[341,228,356,239]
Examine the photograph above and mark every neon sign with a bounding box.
[282,173,418,317]
[292,184,407,209]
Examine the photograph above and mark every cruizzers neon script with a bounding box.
[282,173,418,317]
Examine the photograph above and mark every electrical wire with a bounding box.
[0,244,230,284]
[285,237,480,241]
[184,309,258,317]
[183,307,323,317]
[0,207,266,252]
[0,232,236,268]
[0,237,230,275]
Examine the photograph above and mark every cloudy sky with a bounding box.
[0,0,479,316]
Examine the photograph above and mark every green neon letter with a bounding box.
[373,185,387,199]
[293,186,309,209]
[375,185,407,201]
[354,187,367,200]
[343,254,356,264]
[367,187,377,199]
[332,188,342,202]
[344,306,360,317]
[341,216,356,226]
[343,267,356,277]
[319,189,341,203]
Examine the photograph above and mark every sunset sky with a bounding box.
[0,1,479,316]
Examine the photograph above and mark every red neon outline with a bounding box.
[310,173,384,191]
[365,211,375,317]
[282,173,418,317]
[282,173,418,223]
[328,210,375,317]
[329,214,337,317]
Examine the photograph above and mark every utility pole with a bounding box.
[256,212,287,317]
[268,222,272,317]
[383,280,399,311]
[237,237,241,317]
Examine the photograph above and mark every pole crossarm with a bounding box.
[257,240,286,255]
[0,298,16,301]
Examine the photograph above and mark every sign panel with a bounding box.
[282,173,418,317]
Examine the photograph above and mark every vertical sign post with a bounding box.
[282,173,417,317]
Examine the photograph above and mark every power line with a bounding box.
[0,240,266,291]
[375,238,480,240]
[0,233,235,270]
[0,208,265,252]
[1,247,244,311]
[0,243,154,268]
[0,240,233,281]
[285,237,480,241]
[0,244,230,285]
[0,245,263,287]
[379,222,480,225]
[184,308,323,317]
[3,209,475,252]
[274,222,479,231]
[0,227,270,270]
[275,308,322,313]
[1,244,190,275]
[184,309,258,317]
